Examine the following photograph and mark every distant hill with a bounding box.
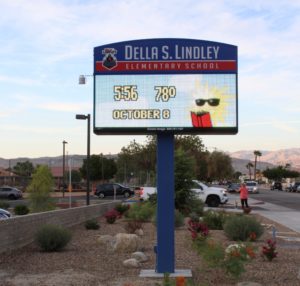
[1,148,299,173]
[0,154,118,169]
[230,157,274,174]
[230,148,300,170]
[0,155,86,169]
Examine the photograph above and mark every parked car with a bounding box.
[0,208,11,220]
[270,182,282,191]
[191,180,228,207]
[227,183,241,193]
[290,182,300,192]
[0,186,23,200]
[94,183,134,199]
[245,181,259,193]
[133,186,144,196]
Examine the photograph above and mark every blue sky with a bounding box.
[0,0,299,158]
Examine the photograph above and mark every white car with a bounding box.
[191,180,228,207]
[245,181,259,193]
[0,208,11,220]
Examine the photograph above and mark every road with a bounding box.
[5,187,300,211]
[231,187,300,211]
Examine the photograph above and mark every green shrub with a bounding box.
[188,196,205,216]
[152,209,185,229]
[114,203,129,216]
[203,210,227,230]
[175,209,185,228]
[84,218,100,230]
[35,224,72,252]
[125,201,155,222]
[14,204,30,215]
[0,201,10,210]
[147,193,157,205]
[223,214,264,241]
[189,212,200,223]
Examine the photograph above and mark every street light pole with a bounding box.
[62,140,68,198]
[76,114,91,205]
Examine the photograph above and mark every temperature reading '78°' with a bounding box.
[155,86,176,102]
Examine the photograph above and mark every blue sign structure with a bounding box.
[93,39,238,275]
[94,38,238,135]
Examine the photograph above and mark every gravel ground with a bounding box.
[0,213,300,286]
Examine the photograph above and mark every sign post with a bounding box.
[156,132,175,273]
[93,38,238,276]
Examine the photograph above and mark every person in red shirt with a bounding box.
[239,183,249,209]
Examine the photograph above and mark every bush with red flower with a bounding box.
[104,209,120,224]
[261,239,277,261]
[188,219,209,240]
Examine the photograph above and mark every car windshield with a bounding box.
[192,181,207,188]
[246,182,257,186]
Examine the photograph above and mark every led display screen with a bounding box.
[94,39,238,134]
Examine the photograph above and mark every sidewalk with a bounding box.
[225,195,300,234]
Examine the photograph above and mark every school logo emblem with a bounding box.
[102,48,117,70]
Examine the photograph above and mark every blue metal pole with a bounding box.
[156,132,175,273]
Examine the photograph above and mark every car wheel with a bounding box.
[206,196,220,207]
[123,191,130,198]
[8,195,16,200]
[98,193,105,199]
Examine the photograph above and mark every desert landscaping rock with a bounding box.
[0,214,300,285]
[131,251,148,262]
[97,234,113,245]
[112,233,141,253]
[135,228,144,236]
[123,258,141,268]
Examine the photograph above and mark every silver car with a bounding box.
[245,181,258,193]
[0,208,11,219]
[0,186,23,200]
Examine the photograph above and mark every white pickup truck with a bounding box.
[191,180,228,207]
[139,182,228,208]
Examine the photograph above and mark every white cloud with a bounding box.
[0,0,300,157]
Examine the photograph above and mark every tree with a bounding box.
[63,170,82,184]
[13,161,34,177]
[174,148,196,213]
[27,165,55,212]
[80,154,117,182]
[207,151,234,181]
[175,135,208,180]
[253,150,262,180]
[116,137,156,185]
[263,166,299,181]
[233,171,242,180]
[246,162,254,180]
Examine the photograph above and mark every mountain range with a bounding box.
[1,148,299,174]
[229,148,300,170]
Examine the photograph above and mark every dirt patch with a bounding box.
[0,213,300,286]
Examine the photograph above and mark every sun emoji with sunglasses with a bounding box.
[190,78,231,128]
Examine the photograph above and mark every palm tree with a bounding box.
[246,162,254,180]
[253,150,262,181]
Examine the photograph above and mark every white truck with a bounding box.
[191,180,228,207]
[139,182,228,208]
